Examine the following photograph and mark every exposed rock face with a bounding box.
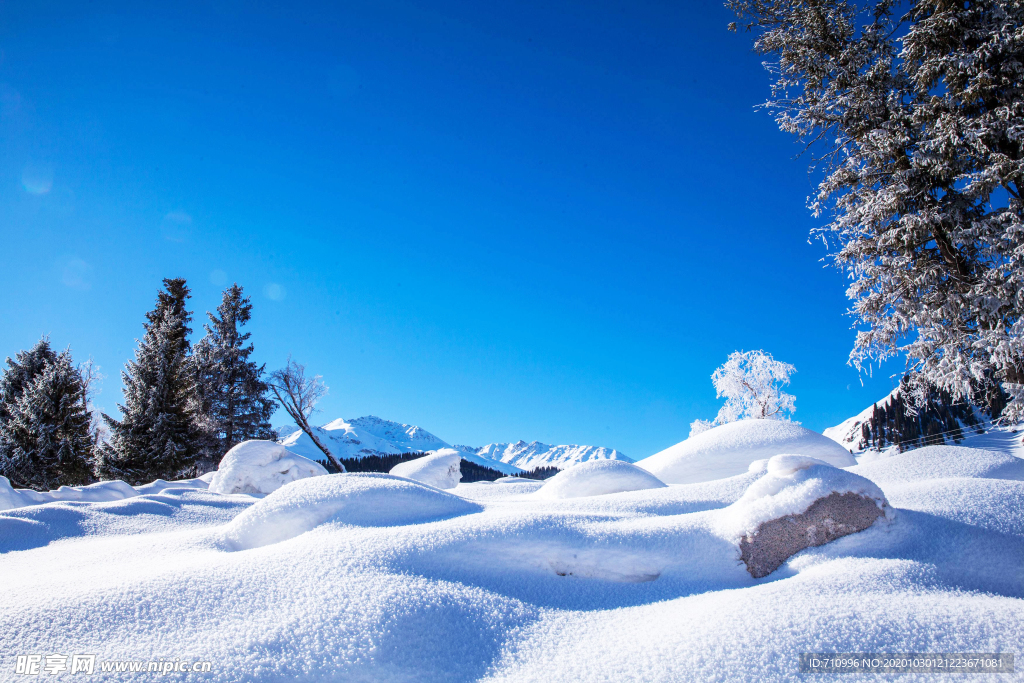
[738,492,885,578]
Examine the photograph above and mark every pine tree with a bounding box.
[0,337,60,482]
[0,337,58,428]
[194,284,275,468]
[728,0,1024,420]
[97,278,207,484]
[0,350,94,490]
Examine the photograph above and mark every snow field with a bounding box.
[0,442,1021,681]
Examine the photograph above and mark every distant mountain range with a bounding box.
[276,416,629,473]
[456,440,632,471]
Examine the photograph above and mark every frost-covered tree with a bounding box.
[0,350,94,490]
[0,338,58,429]
[711,350,797,424]
[97,278,208,484]
[689,419,715,438]
[194,284,275,467]
[727,0,1024,420]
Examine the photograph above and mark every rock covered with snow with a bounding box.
[389,449,463,490]
[536,459,667,499]
[722,454,890,577]
[223,472,481,550]
[638,419,857,485]
[208,440,328,495]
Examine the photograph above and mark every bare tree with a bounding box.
[267,357,344,472]
[78,358,109,450]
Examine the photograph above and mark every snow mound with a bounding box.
[849,445,1024,485]
[722,454,890,541]
[639,419,856,484]
[536,460,667,499]
[390,449,463,490]
[223,473,481,550]
[208,440,328,495]
[0,476,139,511]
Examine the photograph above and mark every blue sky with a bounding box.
[0,0,902,457]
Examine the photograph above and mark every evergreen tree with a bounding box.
[728,0,1024,420]
[0,350,94,489]
[0,337,58,429]
[194,284,275,467]
[0,337,60,483]
[97,278,207,484]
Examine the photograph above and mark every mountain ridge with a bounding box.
[276,415,629,473]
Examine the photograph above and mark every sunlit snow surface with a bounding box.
[1,443,1023,681]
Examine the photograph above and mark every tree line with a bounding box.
[0,277,337,490]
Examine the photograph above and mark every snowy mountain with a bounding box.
[278,416,450,461]
[457,440,632,471]
[276,416,627,473]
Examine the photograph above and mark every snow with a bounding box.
[720,454,890,540]
[0,475,187,511]
[638,419,857,484]
[277,415,450,462]
[1,439,1022,681]
[223,473,481,551]
[535,460,667,499]
[822,388,899,450]
[389,449,463,490]
[463,441,632,471]
[207,440,328,495]
[276,415,625,473]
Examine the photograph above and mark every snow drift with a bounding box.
[2,436,1022,681]
[208,440,328,495]
[0,476,153,512]
[639,419,856,484]
[390,449,463,489]
[222,473,481,550]
[535,460,667,499]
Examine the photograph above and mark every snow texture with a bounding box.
[207,440,327,495]
[1,441,1022,681]
[639,419,857,484]
[389,449,463,490]
[535,459,667,499]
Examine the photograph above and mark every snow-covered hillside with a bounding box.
[277,416,627,473]
[638,420,855,484]
[460,441,632,471]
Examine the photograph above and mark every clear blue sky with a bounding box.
[0,0,902,458]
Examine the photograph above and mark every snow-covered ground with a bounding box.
[1,424,1022,681]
